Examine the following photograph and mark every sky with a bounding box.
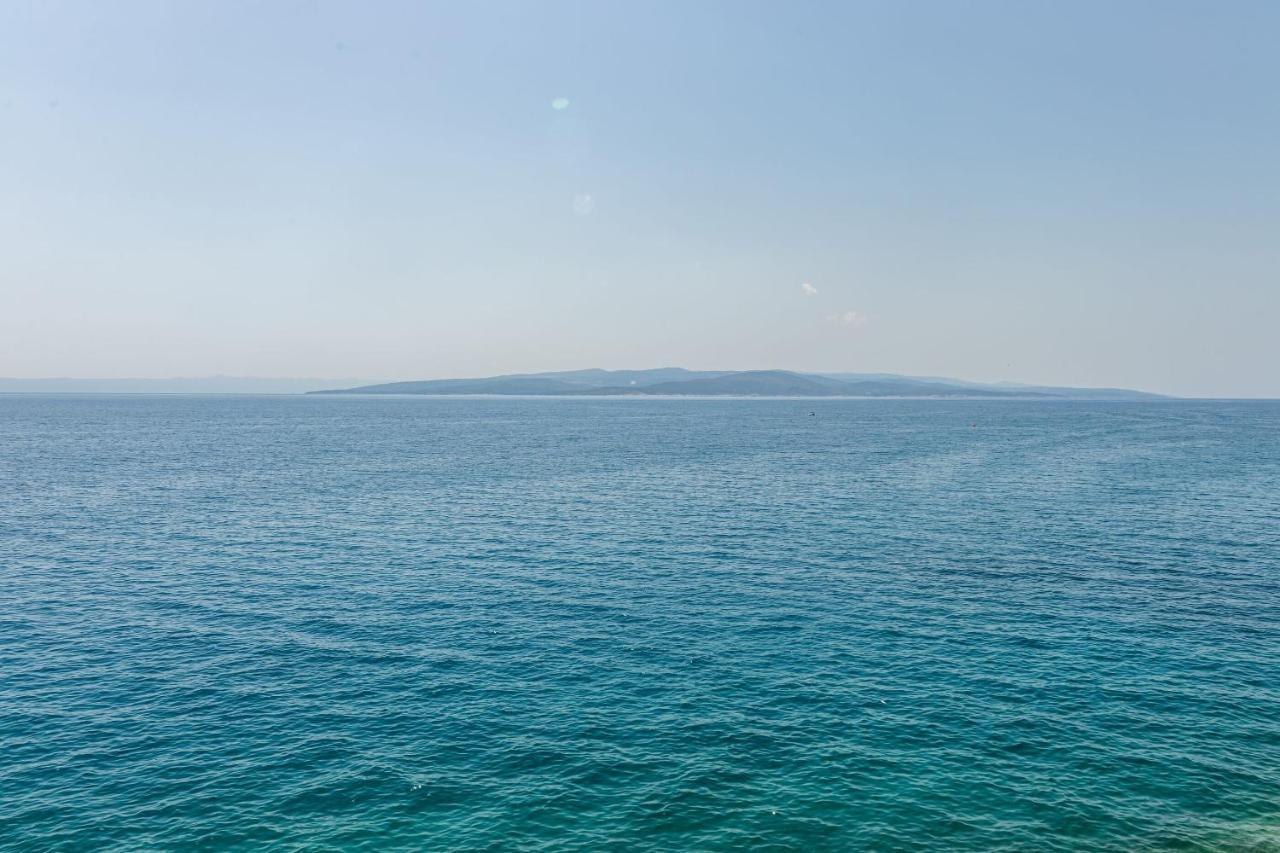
[2,1,1277,397]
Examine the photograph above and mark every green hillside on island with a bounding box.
[311,369,1167,400]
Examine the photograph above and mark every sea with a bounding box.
[2,395,1278,851]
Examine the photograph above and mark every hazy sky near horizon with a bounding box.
[3,1,1278,396]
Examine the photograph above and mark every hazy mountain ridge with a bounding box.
[313,369,1167,399]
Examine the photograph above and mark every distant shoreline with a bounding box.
[0,368,1179,399]
[308,368,1172,401]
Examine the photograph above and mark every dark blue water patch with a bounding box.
[1,396,1279,851]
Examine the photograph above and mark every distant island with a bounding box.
[310,369,1168,400]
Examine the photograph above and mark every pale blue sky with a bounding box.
[2,1,1277,396]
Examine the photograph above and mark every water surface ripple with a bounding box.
[2,396,1278,851]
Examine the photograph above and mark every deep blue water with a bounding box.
[2,395,1279,851]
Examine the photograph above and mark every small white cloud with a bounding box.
[827,311,867,327]
[552,97,570,110]
[572,193,595,215]
[800,282,818,296]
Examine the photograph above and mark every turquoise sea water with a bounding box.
[2,395,1279,851]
